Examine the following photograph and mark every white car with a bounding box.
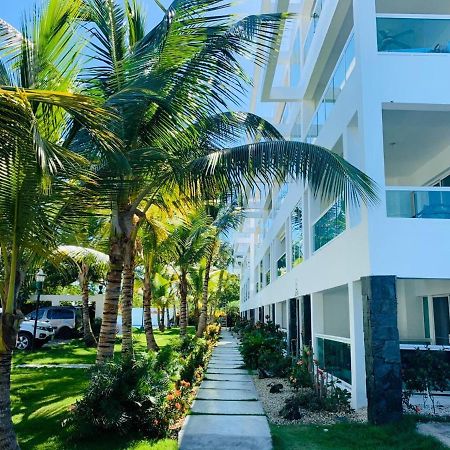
[16,318,55,350]
[0,308,55,350]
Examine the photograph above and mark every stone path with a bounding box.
[179,331,272,450]
[417,422,450,447]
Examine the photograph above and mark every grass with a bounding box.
[270,417,447,450]
[13,326,195,366]
[11,327,195,449]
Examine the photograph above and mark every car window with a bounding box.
[52,309,74,320]
[28,309,45,320]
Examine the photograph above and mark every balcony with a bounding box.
[377,16,450,54]
[305,34,355,143]
[386,187,450,219]
[313,199,346,251]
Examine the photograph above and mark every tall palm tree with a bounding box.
[0,1,118,446]
[196,203,243,336]
[189,258,206,324]
[57,245,109,347]
[163,209,215,336]
[79,0,377,362]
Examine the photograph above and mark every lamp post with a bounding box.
[32,268,46,351]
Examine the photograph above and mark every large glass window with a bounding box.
[316,337,351,384]
[377,17,450,53]
[264,250,271,286]
[291,203,303,267]
[313,199,346,250]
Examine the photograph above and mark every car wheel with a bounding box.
[57,327,73,339]
[16,332,32,350]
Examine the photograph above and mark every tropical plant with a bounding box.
[163,209,214,336]
[57,245,109,347]
[196,203,243,337]
[0,1,118,447]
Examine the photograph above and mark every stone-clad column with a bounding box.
[361,276,402,424]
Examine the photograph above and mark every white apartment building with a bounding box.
[233,0,450,418]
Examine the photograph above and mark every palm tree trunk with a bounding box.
[121,239,135,358]
[143,267,158,351]
[160,306,165,331]
[80,267,97,348]
[179,269,188,336]
[196,246,214,337]
[96,235,124,364]
[166,307,170,328]
[0,351,19,450]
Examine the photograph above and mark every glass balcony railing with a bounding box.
[304,0,325,61]
[306,34,355,144]
[377,17,450,54]
[386,188,450,219]
[313,199,346,251]
[316,336,351,384]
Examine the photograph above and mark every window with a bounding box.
[264,250,271,286]
[277,236,287,277]
[291,203,303,267]
[28,309,44,320]
[49,309,74,320]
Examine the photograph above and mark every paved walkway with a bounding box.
[179,331,272,450]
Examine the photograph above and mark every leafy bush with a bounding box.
[239,321,286,370]
[205,323,221,341]
[289,346,313,390]
[258,350,292,377]
[66,355,170,439]
[180,338,211,384]
[165,380,192,425]
[402,348,450,414]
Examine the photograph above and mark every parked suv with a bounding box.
[26,306,81,338]
[17,318,55,350]
[0,308,54,350]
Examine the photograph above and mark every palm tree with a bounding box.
[0,1,118,446]
[196,203,243,337]
[57,246,109,347]
[189,258,206,324]
[163,209,215,336]
[79,0,377,362]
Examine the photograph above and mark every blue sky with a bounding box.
[1,0,164,29]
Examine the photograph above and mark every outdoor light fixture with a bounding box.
[32,269,46,351]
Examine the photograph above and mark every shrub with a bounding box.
[179,338,211,384]
[205,323,221,341]
[258,350,292,377]
[165,380,192,425]
[402,348,450,414]
[66,355,170,439]
[289,346,313,390]
[239,321,286,370]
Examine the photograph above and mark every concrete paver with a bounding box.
[179,331,272,450]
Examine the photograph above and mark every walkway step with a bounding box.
[179,415,271,450]
[191,400,265,415]
[179,331,272,450]
[196,388,258,401]
[201,380,256,390]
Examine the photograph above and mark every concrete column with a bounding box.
[348,281,367,409]
[361,275,402,424]
[311,292,324,355]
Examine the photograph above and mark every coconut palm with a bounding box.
[0,1,118,446]
[57,246,109,347]
[196,203,243,336]
[80,0,377,361]
[163,209,215,336]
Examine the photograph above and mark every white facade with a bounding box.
[234,0,450,409]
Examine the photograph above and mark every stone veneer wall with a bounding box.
[361,275,402,424]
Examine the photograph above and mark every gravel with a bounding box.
[253,376,367,425]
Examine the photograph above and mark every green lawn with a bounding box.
[271,418,446,450]
[11,327,194,449]
[13,326,194,366]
